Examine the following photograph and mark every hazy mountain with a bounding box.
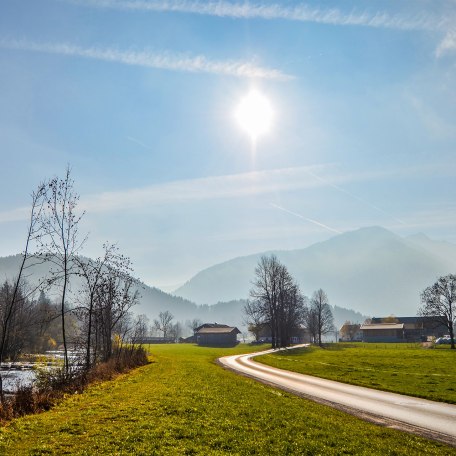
[0,253,369,332]
[174,227,456,316]
[0,254,242,331]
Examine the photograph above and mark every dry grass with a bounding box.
[0,345,149,423]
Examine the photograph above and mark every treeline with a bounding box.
[0,167,148,410]
[245,255,334,348]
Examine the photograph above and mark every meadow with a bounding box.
[0,343,454,455]
[256,343,456,404]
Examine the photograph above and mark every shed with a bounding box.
[195,326,240,347]
[360,323,405,343]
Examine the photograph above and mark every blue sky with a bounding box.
[0,0,455,290]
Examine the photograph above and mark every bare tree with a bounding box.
[248,255,305,348]
[169,322,182,342]
[303,305,318,344]
[243,300,264,342]
[0,183,45,397]
[309,289,334,346]
[38,167,86,371]
[154,311,174,339]
[96,268,139,362]
[75,243,132,369]
[419,274,455,349]
[187,318,203,335]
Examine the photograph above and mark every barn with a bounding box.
[195,323,240,347]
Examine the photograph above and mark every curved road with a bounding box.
[219,347,456,446]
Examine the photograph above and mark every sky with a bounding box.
[0,0,455,291]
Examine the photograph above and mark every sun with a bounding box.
[235,89,274,142]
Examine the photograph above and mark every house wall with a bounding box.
[362,329,404,343]
[197,333,238,347]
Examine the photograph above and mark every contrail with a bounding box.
[304,169,407,226]
[0,39,292,81]
[62,0,451,32]
[270,203,342,234]
[126,136,153,150]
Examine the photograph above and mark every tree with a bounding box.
[187,318,203,335]
[419,274,455,349]
[75,243,131,369]
[243,300,264,342]
[95,265,139,362]
[154,311,174,339]
[309,289,334,346]
[0,183,45,397]
[339,321,361,342]
[169,322,182,342]
[38,167,86,371]
[248,255,305,348]
[303,305,318,344]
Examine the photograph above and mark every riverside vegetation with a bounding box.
[0,344,454,455]
[256,343,456,404]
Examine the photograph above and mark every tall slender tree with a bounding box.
[38,167,86,371]
[0,183,45,397]
[309,289,334,346]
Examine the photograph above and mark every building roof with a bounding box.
[360,323,404,330]
[195,323,231,331]
[196,326,240,335]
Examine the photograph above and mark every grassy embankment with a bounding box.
[256,343,456,404]
[0,343,454,455]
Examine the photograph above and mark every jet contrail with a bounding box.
[305,169,407,226]
[270,203,342,234]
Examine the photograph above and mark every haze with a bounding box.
[0,1,455,292]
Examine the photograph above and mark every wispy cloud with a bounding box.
[0,39,292,80]
[270,203,342,234]
[1,163,453,223]
[436,30,456,57]
[64,0,451,32]
[81,164,336,213]
[126,136,153,150]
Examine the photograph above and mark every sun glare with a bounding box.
[235,89,274,142]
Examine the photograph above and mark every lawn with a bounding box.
[255,343,456,403]
[0,343,453,455]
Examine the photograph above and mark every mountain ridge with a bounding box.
[174,226,456,316]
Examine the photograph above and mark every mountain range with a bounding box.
[174,226,456,317]
[2,226,453,332]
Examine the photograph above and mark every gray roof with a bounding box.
[196,327,240,335]
[360,323,404,330]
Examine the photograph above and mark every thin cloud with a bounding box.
[1,163,452,223]
[436,30,456,57]
[126,136,153,150]
[270,203,342,234]
[65,0,451,32]
[304,168,407,226]
[0,39,292,81]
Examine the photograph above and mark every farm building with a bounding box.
[360,323,405,342]
[369,316,448,342]
[195,323,240,347]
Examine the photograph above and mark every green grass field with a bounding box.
[0,343,454,455]
[256,343,456,404]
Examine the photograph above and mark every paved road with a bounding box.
[219,347,456,445]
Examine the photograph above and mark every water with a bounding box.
[1,370,36,392]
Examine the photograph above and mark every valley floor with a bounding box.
[0,344,454,455]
